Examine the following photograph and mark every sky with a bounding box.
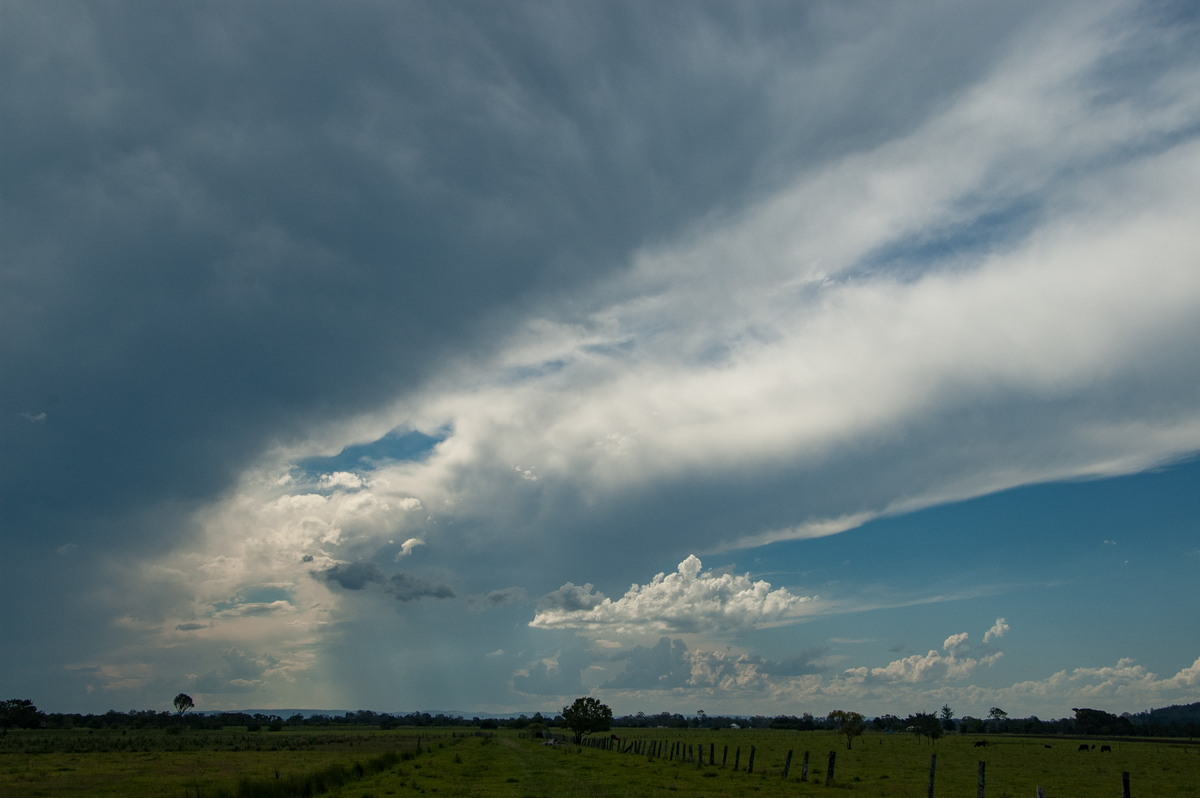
[2,0,1199,722]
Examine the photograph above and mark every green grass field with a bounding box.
[2,727,1196,797]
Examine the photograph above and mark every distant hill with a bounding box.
[1125,702,1200,726]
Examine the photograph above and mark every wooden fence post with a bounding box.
[734,747,741,771]
[782,749,793,780]
[710,742,715,766]
[977,760,985,798]
[927,753,937,798]
[801,750,809,781]
[1123,771,1131,798]
[1036,787,1045,798]
[825,750,836,786]
[722,744,728,768]
[747,745,756,774]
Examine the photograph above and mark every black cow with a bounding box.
[1100,745,1112,752]
[1078,743,1090,751]
[974,740,989,747]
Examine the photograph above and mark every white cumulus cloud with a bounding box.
[396,537,425,558]
[530,555,815,635]
[983,617,1010,643]
[843,620,1008,684]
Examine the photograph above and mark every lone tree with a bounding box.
[561,696,612,745]
[173,693,195,717]
[0,699,43,731]
[828,710,866,749]
[905,712,943,744]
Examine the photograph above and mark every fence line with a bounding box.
[548,733,1144,797]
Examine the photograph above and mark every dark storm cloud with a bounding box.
[603,637,691,689]
[749,648,830,677]
[6,1,864,704]
[320,562,452,601]
[187,648,274,694]
[0,0,1043,552]
[537,582,604,613]
[511,646,589,696]
[321,562,385,591]
[384,572,455,602]
[8,0,1146,714]
[473,587,528,609]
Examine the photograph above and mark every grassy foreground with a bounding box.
[2,727,1197,797]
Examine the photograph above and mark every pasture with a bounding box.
[1,726,1196,797]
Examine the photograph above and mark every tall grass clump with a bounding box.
[219,750,404,797]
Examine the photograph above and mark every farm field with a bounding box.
[1,727,1197,797]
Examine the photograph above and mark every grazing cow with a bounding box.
[1078,743,1090,751]
[974,740,989,747]
[1100,745,1112,752]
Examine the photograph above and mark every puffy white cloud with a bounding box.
[319,471,367,490]
[395,536,425,558]
[944,632,971,655]
[1163,657,1200,689]
[530,556,816,635]
[843,621,1007,685]
[983,617,1010,643]
[1003,655,1200,711]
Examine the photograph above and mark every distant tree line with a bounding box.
[4,698,1197,738]
[9,708,532,732]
